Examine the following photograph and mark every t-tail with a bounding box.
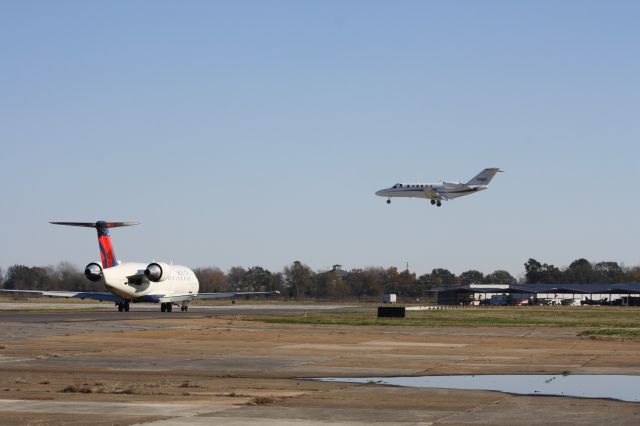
[466,168,503,186]
[49,221,139,268]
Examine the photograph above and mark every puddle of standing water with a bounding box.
[315,375,640,402]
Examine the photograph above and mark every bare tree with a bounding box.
[283,261,314,299]
[194,267,229,292]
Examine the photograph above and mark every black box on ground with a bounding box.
[377,306,405,318]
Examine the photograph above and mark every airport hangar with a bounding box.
[432,283,640,305]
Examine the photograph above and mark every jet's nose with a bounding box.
[375,189,385,197]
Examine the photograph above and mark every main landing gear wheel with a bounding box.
[436,201,442,207]
[160,302,172,312]
[430,199,436,205]
[117,302,124,312]
[386,199,391,204]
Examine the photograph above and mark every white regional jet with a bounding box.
[375,168,502,207]
[1,221,278,312]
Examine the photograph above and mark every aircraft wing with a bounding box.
[424,188,447,201]
[194,290,280,300]
[0,289,123,302]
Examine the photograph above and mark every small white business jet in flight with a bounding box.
[375,168,502,207]
[1,221,277,312]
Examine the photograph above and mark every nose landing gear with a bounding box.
[386,198,391,204]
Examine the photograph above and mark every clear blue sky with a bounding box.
[1,1,638,278]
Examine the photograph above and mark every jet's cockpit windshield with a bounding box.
[392,183,402,189]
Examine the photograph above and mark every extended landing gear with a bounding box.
[430,199,436,205]
[160,302,173,312]
[180,305,189,312]
[437,201,441,207]
[430,199,441,207]
[116,302,130,312]
[386,198,391,204]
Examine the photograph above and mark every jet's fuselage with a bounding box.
[375,168,502,206]
[101,262,199,303]
[375,182,486,199]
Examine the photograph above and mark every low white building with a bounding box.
[383,293,397,304]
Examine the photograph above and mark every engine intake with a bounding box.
[144,262,171,282]
[84,262,103,282]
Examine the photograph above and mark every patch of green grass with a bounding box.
[578,329,640,339]
[244,307,640,329]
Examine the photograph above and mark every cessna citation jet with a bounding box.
[1,221,278,312]
[375,167,502,207]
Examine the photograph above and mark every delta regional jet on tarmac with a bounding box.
[375,168,503,207]
[1,221,277,312]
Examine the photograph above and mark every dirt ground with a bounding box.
[1,309,640,425]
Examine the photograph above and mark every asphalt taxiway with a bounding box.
[0,302,363,323]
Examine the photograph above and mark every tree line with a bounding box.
[1,258,640,301]
[523,258,640,284]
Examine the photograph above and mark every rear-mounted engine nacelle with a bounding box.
[443,181,463,189]
[84,262,103,282]
[144,262,171,282]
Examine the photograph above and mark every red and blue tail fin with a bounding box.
[50,221,139,269]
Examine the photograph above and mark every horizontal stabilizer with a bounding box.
[50,221,139,228]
